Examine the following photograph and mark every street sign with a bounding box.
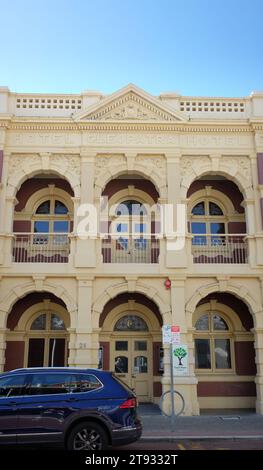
[162,325,181,344]
[172,344,189,376]
[171,325,181,344]
[162,325,172,343]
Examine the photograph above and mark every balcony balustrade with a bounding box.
[13,233,70,263]
[102,238,160,264]
[12,233,248,265]
[192,234,248,264]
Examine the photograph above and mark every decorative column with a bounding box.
[0,331,6,372]
[253,151,263,264]
[69,278,99,368]
[74,152,97,267]
[0,150,14,266]
[162,278,199,416]
[0,301,7,372]
[242,199,258,266]
[165,153,190,268]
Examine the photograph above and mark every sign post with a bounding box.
[162,324,181,431]
[169,341,176,431]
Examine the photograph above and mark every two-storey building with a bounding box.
[0,83,263,414]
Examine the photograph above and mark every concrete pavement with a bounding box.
[138,405,263,440]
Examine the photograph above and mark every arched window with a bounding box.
[190,199,226,245]
[114,315,149,331]
[115,200,148,216]
[194,312,233,371]
[33,198,69,235]
[27,312,68,367]
[112,199,149,254]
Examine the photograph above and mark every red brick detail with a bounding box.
[235,342,257,375]
[99,293,163,328]
[0,150,3,182]
[260,198,263,230]
[228,222,246,234]
[197,381,256,397]
[4,341,25,371]
[197,293,254,331]
[102,179,159,201]
[100,342,110,370]
[13,220,31,232]
[7,292,66,330]
[153,342,162,376]
[153,381,162,397]
[257,153,263,184]
[15,178,74,211]
[187,180,244,213]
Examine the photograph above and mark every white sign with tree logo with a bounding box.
[172,345,189,376]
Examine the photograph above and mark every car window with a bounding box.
[0,374,26,398]
[71,374,102,393]
[27,373,72,395]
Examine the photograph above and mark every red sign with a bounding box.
[171,326,180,332]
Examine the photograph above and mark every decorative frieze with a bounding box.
[180,156,211,178]
[220,156,251,182]
[95,154,127,178]
[136,155,166,178]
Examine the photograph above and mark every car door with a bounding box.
[0,373,27,444]
[16,372,74,444]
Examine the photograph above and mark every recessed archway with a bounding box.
[99,292,163,404]
[4,292,71,371]
[192,291,256,412]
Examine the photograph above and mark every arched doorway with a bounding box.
[193,293,256,411]
[99,293,163,403]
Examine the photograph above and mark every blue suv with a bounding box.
[0,367,142,450]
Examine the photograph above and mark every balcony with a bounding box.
[192,234,248,264]
[102,238,160,263]
[13,233,70,263]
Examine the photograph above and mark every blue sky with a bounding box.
[0,0,262,96]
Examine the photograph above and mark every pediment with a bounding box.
[73,84,186,122]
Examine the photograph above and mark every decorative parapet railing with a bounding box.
[102,238,160,263]
[1,86,257,120]
[13,233,70,263]
[179,97,248,118]
[192,234,248,264]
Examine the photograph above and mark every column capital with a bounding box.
[5,196,18,205]
[80,152,96,163]
[165,152,182,163]
[241,198,255,206]
[71,196,81,203]
[169,277,187,286]
[77,277,94,287]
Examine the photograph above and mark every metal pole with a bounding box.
[169,342,175,432]
[51,338,56,367]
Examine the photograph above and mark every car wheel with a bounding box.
[67,422,108,450]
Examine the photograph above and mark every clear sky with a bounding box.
[0,0,262,97]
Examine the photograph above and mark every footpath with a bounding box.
[139,405,263,440]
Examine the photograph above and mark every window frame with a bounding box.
[32,197,71,234]
[25,311,68,368]
[194,311,235,374]
[190,197,228,237]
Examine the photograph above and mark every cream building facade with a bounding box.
[0,83,263,415]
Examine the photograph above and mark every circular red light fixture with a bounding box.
[164,278,171,289]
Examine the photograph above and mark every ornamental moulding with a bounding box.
[0,119,253,133]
